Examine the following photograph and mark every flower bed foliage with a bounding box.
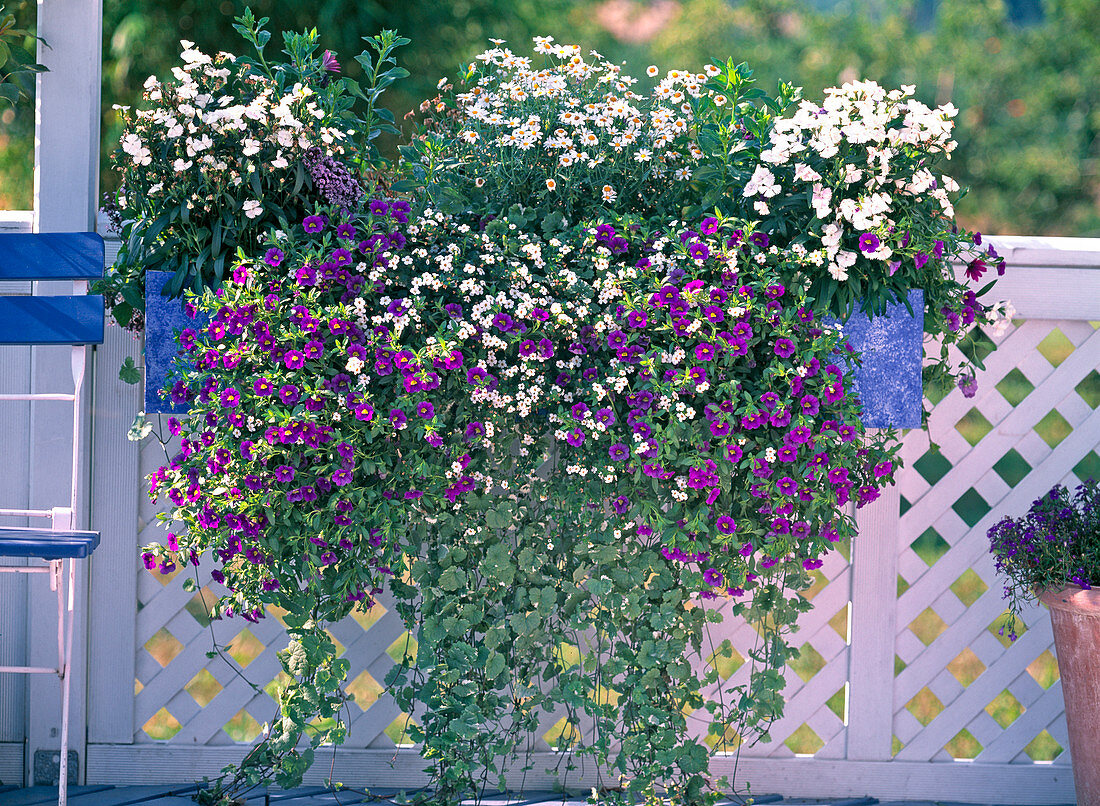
[133,25,1003,806]
[409,40,1008,398]
[989,479,1100,640]
[98,12,407,329]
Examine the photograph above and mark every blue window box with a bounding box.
[836,288,925,430]
[144,271,207,415]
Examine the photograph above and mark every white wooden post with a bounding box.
[86,320,141,745]
[26,0,103,786]
[846,477,901,760]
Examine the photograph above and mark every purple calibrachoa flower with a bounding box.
[609,443,629,461]
[417,402,435,419]
[303,215,325,232]
[703,568,724,586]
[695,343,717,361]
[858,232,880,253]
[284,350,305,369]
[274,465,295,483]
[265,248,285,267]
[716,515,737,534]
[774,338,796,358]
[220,387,241,408]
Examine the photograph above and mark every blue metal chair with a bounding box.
[0,232,104,806]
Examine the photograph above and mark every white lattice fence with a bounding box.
[891,317,1100,767]
[134,437,421,750]
[77,238,1100,801]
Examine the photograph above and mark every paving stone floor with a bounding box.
[0,784,1076,806]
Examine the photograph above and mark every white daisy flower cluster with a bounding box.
[433,36,707,217]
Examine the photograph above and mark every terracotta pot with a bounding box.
[1039,585,1100,805]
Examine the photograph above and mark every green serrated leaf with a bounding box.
[118,356,141,385]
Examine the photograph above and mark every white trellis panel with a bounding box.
[67,237,1097,802]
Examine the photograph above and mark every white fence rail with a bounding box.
[1,227,1097,801]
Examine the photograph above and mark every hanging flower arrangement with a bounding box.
[131,26,1005,806]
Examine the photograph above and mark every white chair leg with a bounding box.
[58,557,76,806]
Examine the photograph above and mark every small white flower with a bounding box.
[242,199,263,219]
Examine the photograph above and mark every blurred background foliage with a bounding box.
[0,0,1097,235]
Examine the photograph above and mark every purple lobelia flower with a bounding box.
[303,148,363,209]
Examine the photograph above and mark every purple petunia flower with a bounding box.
[609,443,629,461]
[703,568,724,587]
[220,388,241,408]
[565,429,585,447]
[275,465,295,483]
[417,401,435,419]
[303,215,326,232]
[695,343,716,361]
[689,241,710,261]
[774,338,796,358]
[716,515,737,534]
[278,385,300,405]
[284,350,305,369]
[265,248,284,267]
[858,232,880,253]
[957,373,979,398]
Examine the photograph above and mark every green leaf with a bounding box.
[118,356,141,385]
[484,651,505,680]
[438,566,466,592]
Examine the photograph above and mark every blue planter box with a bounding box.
[144,271,206,415]
[836,288,925,430]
